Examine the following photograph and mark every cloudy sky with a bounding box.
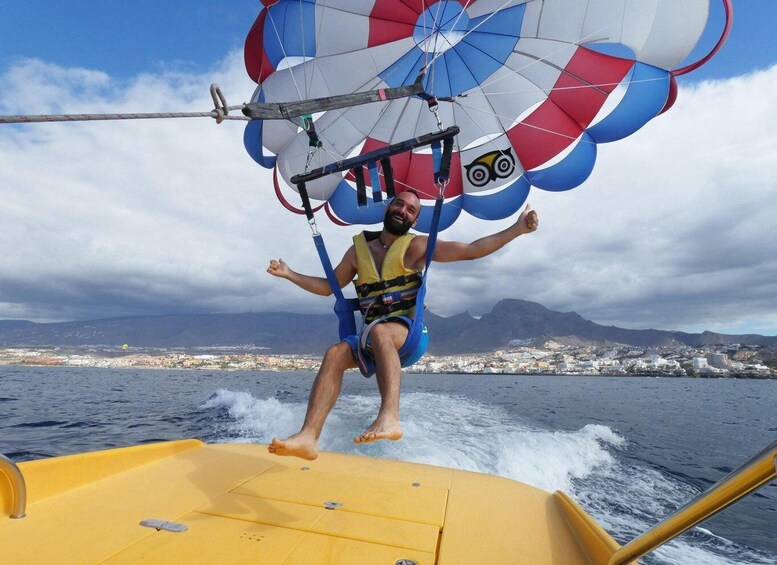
[2,1,777,336]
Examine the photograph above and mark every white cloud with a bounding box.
[1,57,776,335]
[442,66,777,333]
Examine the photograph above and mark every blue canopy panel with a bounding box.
[380,2,525,96]
[327,178,461,234]
[587,63,671,143]
[243,91,276,169]
[463,175,531,220]
[414,196,461,233]
[261,0,317,68]
[526,134,597,192]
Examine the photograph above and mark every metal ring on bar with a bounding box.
[429,103,444,131]
[209,84,229,124]
[304,147,317,175]
[435,178,449,199]
[307,216,320,237]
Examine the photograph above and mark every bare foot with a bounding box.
[353,416,403,444]
[268,432,318,460]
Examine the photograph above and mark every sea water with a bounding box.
[0,366,774,564]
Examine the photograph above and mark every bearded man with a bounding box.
[266,190,538,460]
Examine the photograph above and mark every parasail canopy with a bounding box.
[243,0,731,232]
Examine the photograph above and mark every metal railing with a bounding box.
[0,453,27,519]
[609,439,777,565]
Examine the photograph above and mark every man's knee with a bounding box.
[370,322,407,349]
[369,323,392,344]
[324,341,350,360]
[323,342,354,369]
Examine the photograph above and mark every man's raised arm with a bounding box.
[409,204,538,266]
[267,246,357,296]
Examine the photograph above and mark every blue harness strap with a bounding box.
[368,160,382,203]
[313,233,357,339]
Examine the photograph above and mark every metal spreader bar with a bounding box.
[291,126,459,185]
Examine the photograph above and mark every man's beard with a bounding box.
[383,208,414,235]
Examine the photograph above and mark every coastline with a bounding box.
[2,347,774,379]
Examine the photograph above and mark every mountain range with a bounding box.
[2,299,775,355]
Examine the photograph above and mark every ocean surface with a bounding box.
[0,366,774,564]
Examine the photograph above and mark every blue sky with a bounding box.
[687,0,777,79]
[0,1,259,77]
[2,1,776,81]
[2,1,777,336]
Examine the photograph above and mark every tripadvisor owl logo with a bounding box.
[464,148,516,187]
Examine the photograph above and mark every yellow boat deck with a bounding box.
[1,440,623,564]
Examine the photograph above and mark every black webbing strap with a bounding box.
[363,299,418,322]
[355,272,423,297]
[439,137,454,181]
[354,166,367,207]
[380,158,395,198]
[297,182,315,219]
[242,79,425,120]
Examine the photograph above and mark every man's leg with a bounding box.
[354,322,408,444]
[269,341,355,460]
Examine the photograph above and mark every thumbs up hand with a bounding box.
[517,203,538,235]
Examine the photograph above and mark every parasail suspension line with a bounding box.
[0,84,248,125]
[0,79,428,126]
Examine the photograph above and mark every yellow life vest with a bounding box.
[353,231,423,323]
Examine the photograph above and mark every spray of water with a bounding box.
[199,389,773,565]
